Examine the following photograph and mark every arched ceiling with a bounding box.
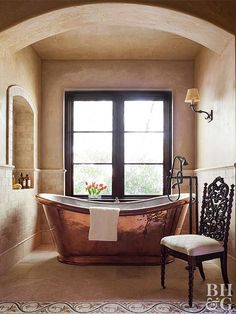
[32,25,202,60]
[0,3,233,56]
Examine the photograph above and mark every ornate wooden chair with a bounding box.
[160,176,235,307]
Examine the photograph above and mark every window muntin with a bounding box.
[65,91,172,198]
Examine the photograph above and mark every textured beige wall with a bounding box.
[41,60,195,175]
[0,47,41,273]
[195,39,235,168]
[194,42,236,275]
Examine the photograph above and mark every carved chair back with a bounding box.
[199,176,235,248]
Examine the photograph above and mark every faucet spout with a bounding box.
[114,197,120,203]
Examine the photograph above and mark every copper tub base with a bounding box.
[57,254,174,265]
[36,193,189,266]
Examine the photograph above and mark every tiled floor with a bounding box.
[0,245,235,304]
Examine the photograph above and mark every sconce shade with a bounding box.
[185,88,200,104]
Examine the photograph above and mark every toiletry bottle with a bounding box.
[12,174,16,186]
[18,173,24,186]
[26,174,31,188]
[22,176,26,189]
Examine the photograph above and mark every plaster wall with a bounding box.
[195,39,235,169]
[194,41,236,277]
[0,47,41,274]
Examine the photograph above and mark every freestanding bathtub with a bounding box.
[36,194,189,265]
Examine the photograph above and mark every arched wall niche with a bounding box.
[7,85,37,188]
[0,3,234,56]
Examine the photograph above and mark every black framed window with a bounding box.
[65,91,172,198]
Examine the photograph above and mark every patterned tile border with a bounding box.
[0,301,235,314]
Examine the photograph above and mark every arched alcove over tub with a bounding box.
[0,1,234,277]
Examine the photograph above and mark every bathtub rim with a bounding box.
[36,193,190,216]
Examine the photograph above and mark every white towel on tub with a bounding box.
[89,207,120,241]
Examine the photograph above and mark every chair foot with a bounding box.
[198,262,205,281]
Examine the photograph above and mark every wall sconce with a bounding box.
[185,88,213,122]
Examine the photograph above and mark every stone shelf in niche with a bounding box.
[12,170,34,190]
[12,188,34,191]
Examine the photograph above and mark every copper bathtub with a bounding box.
[36,194,189,265]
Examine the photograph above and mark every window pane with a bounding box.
[125,100,163,131]
[74,165,112,195]
[125,165,163,195]
[74,100,112,131]
[74,133,112,163]
[125,133,163,163]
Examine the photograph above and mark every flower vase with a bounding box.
[88,194,101,200]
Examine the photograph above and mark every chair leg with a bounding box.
[198,261,205,281]
[187,257,195,308]
[160,245,166,289]
[220,253,230,289]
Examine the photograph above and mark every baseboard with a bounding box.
[0,232,41,275]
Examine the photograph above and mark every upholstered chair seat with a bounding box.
[161,234,224,256]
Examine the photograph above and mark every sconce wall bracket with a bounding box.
[190,104,213,122]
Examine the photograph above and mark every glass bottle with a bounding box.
[18,173,24,186]
[22,177,26,189]
[26,174,31,188]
